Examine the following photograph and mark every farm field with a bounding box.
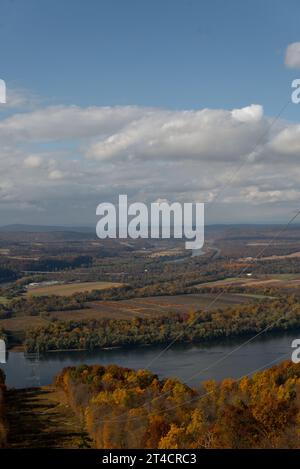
[48,292,256,321]
[264,273,300,280]
[0,296,10,305]
[0,292,257,338]
[26,281,124,297]
[240,251,300,262]
[196,274,300,290]
[0,316,50,332]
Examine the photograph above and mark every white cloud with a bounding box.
[231,104,263,123]
[0,105,146,142]
[241,186,300,204]
[24,155,42,168]
[285,42,300,69]
[270,124,300,155]
[86,105,266,162]
[0,101,299,224]
[48,169,63,180]
[0,87,40,111]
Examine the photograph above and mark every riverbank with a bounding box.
[0,330,296,389]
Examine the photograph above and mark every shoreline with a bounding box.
[6,327,300,356]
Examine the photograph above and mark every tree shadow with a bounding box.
[5,387,92,448]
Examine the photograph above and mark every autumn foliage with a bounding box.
[55,360,300,449]
[26,295,300,352]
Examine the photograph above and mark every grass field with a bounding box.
[26,281,124,297]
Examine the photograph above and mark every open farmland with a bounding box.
[196,274,300,290]
[0,316,49,332]
[47,292,257,321]
[239,251,300,262]
[0,293,259,345]
[26,281,124,297]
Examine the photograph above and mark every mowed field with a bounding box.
[26,281,124,297]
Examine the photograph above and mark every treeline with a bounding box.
[24,255,93,272]
[55,360,300,448]
[253,258,300,275]
[25,295,300,352]
[0,285,133,319]
[0,255,92,273]
[0,267,19,284]
[0,369,6,448]
[0,295,86,319]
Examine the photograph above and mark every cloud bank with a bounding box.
[0,95,299,225]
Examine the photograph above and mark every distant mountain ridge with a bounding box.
[0,224,95,233]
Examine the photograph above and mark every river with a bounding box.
[0,331,297,389]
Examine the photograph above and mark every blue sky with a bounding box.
[0,0,300,225]
[1,0,299,117]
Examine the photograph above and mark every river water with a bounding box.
[0,331,297,389]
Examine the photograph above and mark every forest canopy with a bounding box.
[55,360,300,449]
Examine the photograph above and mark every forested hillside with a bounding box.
[55,360,300,448]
